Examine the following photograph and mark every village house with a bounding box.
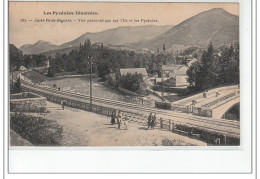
[156,58,199,87]
[160,64,189,87]
[161,64,183,78]
[120,68,148,79]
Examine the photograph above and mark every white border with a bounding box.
[2,0,256,176]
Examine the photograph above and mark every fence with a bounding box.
[171,104,190,113]
[22,85,118,117]
[122,112,239,145]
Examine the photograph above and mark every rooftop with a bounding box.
[162,64,183,71]
[120,68,148,76]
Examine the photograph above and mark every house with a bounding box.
[161,64,189,87]
[161,65,183,78]
[120,68,148,79]
[168,65,189,87]
[169,75,189,87]
[168,65,188,78]
[18,66,27,71]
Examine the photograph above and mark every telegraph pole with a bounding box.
[89,59,92,110]
[88,57,94,111]
[161,64,164,98]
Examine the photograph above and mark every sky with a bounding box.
[9,2,239,48]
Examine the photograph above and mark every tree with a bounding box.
[96,58,110,80]
[9,44,23,71]
[11,78,22,94]
[186,61,202,90]
[119,72,145,93]
[200,42,215,90]
[187,42,240,92]
[47,66,55,77]
[107,73,118,88]
[219,44,239,84]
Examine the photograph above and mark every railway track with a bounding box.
[20,77,240,137]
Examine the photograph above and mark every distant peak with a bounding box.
[35,40,47,43]
[34,40,56,46]
[210,8,226,11]
[207,8,229,14]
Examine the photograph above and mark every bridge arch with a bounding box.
[212,97,240,119]
[222,103,240,120]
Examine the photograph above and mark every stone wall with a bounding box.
[10,92,47,113]
[10,92,38,99]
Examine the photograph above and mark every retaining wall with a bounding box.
[10,92,47,113]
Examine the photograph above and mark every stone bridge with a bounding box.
[212,96,240,119]
[171,85,240,119]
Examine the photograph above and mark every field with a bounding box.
[46,76,132,101]
[45,76,160,106]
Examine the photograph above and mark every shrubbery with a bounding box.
[47,66,55,77]
[119,72,145,93]
[10,113,63,146]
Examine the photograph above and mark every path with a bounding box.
[45,101,206,146]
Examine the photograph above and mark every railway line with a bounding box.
[19,75,240,138]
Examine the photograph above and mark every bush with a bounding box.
[47,67,55,77]
[107,73,118,88]
[119,72,145,93]
[10,113,63,146]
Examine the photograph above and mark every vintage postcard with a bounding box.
[9,2,240,147]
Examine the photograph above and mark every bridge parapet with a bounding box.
[192,91,239,118]
[201,90,239,108]
[172,85,239,106]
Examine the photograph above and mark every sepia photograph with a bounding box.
[8,2,240,147]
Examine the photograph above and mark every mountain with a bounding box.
[134,8,239,51]
[19,8,239,55]
[59,25,173,49]
[19,25,173,55]
[20,40,59,54]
